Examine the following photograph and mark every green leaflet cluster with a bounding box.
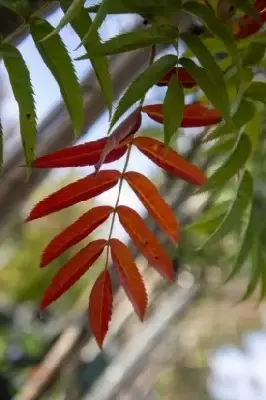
[0,0,266,300]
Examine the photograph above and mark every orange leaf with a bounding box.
[117,205,174,281]
[124,171,179,245]
[32,138,127,168]
[256,0,266,12]
[26,170,121,222]
[41,206,114,267]
[141,103,222,127]
[94,107,142,173]
[110,238,147,320]
[156,67,196,88]
[40,239,107,311]
[89,269,113,349]
[133,137,207,186]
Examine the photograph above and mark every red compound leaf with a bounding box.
[133,137,207,186]
[141,103,222,127]
[40,239,107,311]
[117,205,174,281]
[156,67,197,88]
[110,238,147,320]
[89,269,113,349]
[94,107,142,173]
[256,0,266,12]
[31,138,127,168]
[233,9,266,40]
[41,206,114,267]
[124,171,179,245]
[26,170,121,222]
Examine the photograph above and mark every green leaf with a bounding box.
[60,0,113,118]
[86,0,182,15]
[245,105,263,150]
[204,99,255,142]
[182,1,240,73]
[109,54,178,132]
[244,82,266,103]
[179,57,231,125]
[197,133,252,193]
[0,42,36,169]
[260,254,266,301]
[186,200,231,234]
[198,170,253,249]
[30,17,84,135]
[242,42,265,67]
[225,201,254,282]
[163,75,184,146]
[78,0,112,49]
[0,0,32,18]
[205,136,235,156]
[40,0,85,42]
[77,24,179,57]
[180,32,225,87]
[241,230,261,301]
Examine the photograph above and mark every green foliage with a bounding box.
[1,0,266,301]
[163,75,184,146]
[30,16,84,136]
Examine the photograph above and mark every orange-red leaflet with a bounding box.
[116,205,174,281]
[234,9,266,40]
[133,137,207,186]
[26,170,121,222]
[94,107,142,173]
[156,67,196,88]
[110,238,147,321]
[41,206,114,267]
[89,268,113,349]
[40,239,107,312]
[256,0,266,12]
[31,138,127,168]
[124,171,179,245]
[141,103,222,127]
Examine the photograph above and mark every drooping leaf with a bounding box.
[163,75,184,146]
[32,138,127,168]
[40,239,107,311]
[225,201,254,282]
[30,17,84,135]
[77,25,179,57]
[0,43,37,169]
[60,0,113,116]
[186,200,231,234]
[117,205,174,281]
[124,171,179,245]
[156,67,196,88]
[94,107,142,173]
[110,238,147,320]
[179,58,231,124]
[242,42,265,66]
[182,1,239,70]
[241,230,261,301]
[41,206,114,267]
[89,268,113,349]
[245,105,263,150]
[133,136,207,186]
[40,0,85,41]
[142,103,222,127]
[109,55,178,131]
[198,170,253,249]
[26,170,121,221]
[204,99,255,142]
[180,32,225,88]
[244,81,266,103]
[197,133,252,193]
[78,0,112,49]
[205,136,235,156]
